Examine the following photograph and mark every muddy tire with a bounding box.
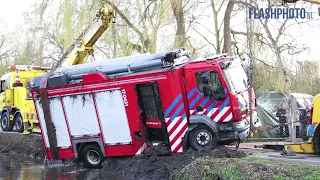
[14,113,24,133]
[1,112,14,131]
[81,144,104,169]
[188,124,218,152]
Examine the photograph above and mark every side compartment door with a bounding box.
[94,89,133,146]
[185,69,231,123]
[4,89,13,107]
[135,82,169,144]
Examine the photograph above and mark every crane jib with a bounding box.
[36,6,116,160]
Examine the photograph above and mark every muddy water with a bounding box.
[0,155,123,180]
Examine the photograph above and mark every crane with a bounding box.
[60,7,115,67]
[21,7,115,135]
[34,6,116,158]
[283,0,320,5]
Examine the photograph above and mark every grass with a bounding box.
[170,157,320,180]
[245,156,269,163]
[202,166,246,180]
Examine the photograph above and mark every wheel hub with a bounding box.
[16,117,22,130]
[196,131,211,146]
[87,150,101,165]
[2,117,8,128]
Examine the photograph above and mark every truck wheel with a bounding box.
[81,144,104,169]
[188,124,218,152]
[14,113,24,133]
[1,112,14,131]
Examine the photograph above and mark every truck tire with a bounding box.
[188,124,218,152]
[1,112,14,131]
[81,144,104,169]
[14,113,24,133]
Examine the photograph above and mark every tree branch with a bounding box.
[105,0,145,44]
[191,25,217,51]
[231,30,263,36]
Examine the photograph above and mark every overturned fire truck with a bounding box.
[31,49,260,168]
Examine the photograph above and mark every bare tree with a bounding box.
[104,0,169,54]
[0,35,15,62]
[210,0,225,53]
[292,60,320,95]
[171,0,187,48]
[222,0,236,54]
[234,0,311,95]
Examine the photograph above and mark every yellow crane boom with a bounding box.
[304,0,320,5]
[61,7,115,67]
[283,0,320,5]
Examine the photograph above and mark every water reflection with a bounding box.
[0,155,124,180]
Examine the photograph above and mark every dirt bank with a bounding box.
[0,132,250,180]
[101,146,247,180]
[0,132,45,158]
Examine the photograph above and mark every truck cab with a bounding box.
[0,73,10,114]
[0,65,50,134]
[182,56,259,149]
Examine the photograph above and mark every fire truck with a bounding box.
[31,48,260,168]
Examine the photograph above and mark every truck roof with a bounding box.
[34,50,242,89]
[0,72,10,81]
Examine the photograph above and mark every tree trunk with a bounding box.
[275,48,291,95]
[171,0,186,48]
[222,0,235,55]
[111,24,117,58]
[210,0,221,53]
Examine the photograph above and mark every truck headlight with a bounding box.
[241,106,248,114]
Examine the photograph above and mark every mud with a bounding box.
[101,146,247,180]
[0,132,249,180]
[0,132,45,158]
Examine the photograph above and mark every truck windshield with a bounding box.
[223,64,248,94]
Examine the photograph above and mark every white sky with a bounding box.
[0,0,319,62]
[0,0,37,31]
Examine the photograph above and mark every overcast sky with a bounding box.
[0,0,36,31]
[0,0,319,62]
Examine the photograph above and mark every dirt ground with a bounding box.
[101,146,247,180]
[6,132,317,180]
[0,132,45,158]
[0,132,248,179]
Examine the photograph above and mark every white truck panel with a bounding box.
[35,100,50,148]
[49,97,71,147]
[62,93,100,137]
[94,89,132,144]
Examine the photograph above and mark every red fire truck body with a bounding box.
[32,51,260,168]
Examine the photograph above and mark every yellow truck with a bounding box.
[284,94,320,154]
[0,65,51,134]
